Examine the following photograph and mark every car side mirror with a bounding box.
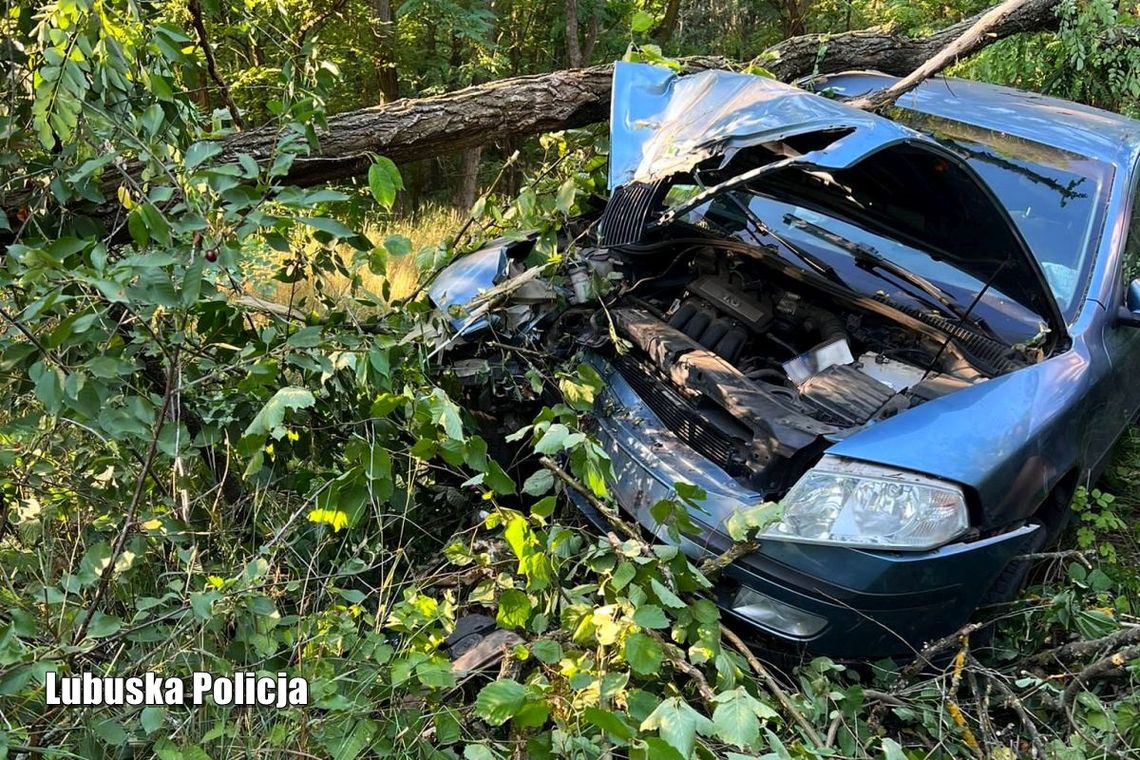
[1118,277,1140,327]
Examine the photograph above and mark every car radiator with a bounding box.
[612,354,741,472]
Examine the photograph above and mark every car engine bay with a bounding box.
[440,229,1037,495]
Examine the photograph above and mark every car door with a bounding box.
[1089,163,1140,472]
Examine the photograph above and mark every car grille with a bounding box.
[612,354,740,471]
[599,180,669,246]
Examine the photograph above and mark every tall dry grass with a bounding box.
[249,204,463,310]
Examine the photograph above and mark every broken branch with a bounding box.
[847,0,1038,111]
[698,538,760,579]
[1059,643,1140,709]
[719,622,826,747]
[1030,624,1140,666]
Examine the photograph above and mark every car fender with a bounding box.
[828,346,1094,529]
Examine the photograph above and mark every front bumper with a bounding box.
[578,356,1039,659]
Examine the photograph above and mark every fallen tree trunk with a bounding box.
[224,0,1059,189]
[5,0,1058,219]
[847,0,1038,111]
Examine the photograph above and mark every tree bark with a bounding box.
[654,0,683,44]
[372,0,399,102]
[846,0,1034,111]
[581,7,600,62]
[222,0,1059,188]
[565,0,582,67]
[4,0,1060,221]
[187,0,244,129]
[455,146,483,211]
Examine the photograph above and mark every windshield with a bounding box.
[897,113,1114,317]
[689,192,1048,344]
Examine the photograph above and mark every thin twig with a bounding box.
[650,630,718,705]
[1011,548,1095,569]
[1059,643,1140,709]
[719,622,825,747]
[538,456,642,543]
[969,655,1046,759]
[187,0,244,129]
[73,347,178,644]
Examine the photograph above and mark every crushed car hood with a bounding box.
[608,62,1066,341]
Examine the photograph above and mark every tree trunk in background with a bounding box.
[582,7,600,62]
[3,0,1062,222]
[779,0,810,38]
[455,146,484,211]
[373,0,400,102]
[655,0,683,44]
[565,0,582,67]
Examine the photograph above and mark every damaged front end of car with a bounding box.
[428,63,1054,657]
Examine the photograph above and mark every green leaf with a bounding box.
[140,707,165,735]
[522,469,554,496]
[632,605,670,630]
[584,706,636,742]
[640,697,715,757]
[185,141,222,170]
[650,578,686,609]
[84,611,121,639]
[464,744,498,760]
[555,178,577,215]
[631,10,655,33]
[624,632,663,675]
[497,589,532,629]
[368,157,403,210]
[534,423,583,455]
[475,679,527,726]
[531,496,557,518]
[530,639,563,664]
[725,502,783,542]
[93,718,128,746]
[611,562,636,591]
[711,687,776,749]
[416,658,457,689]
[383,234,412,257]
[429,389,465,441]
[881,738,907,760]
[244,387,315,438]
[286,325,323,348]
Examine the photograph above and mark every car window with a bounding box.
[1125,194,1140,283]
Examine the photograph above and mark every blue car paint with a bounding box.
[608,62,918,188]
[578,350,1040,656]
[608,63,1068,346]
[434,66,1140,657]
[427,243,509,331]
[571,488,1037,657]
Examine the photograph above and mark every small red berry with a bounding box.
[205,249,218,263]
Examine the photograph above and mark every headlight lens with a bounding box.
[763,456,969,550]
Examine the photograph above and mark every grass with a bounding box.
[248,203,463,311]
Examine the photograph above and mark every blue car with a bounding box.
[430,63,1140,658]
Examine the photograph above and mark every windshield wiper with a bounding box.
[656,158,802,227]
[782,213,990,333]
[725,196,848,286]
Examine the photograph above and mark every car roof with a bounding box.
[810,71,1140,169]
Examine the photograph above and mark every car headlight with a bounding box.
[762,456,969,550]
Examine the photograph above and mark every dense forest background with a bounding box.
[121,0,1140,212]
[2,0,1140,758]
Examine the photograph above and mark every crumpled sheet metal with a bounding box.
[607,61,920,189]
